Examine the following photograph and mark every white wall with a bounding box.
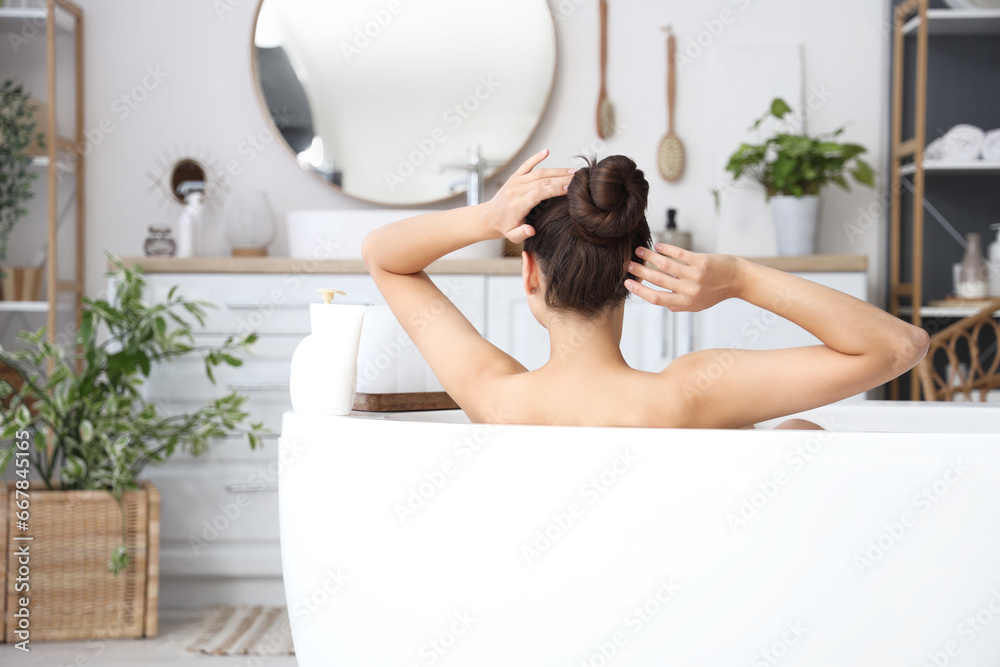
[70,0,889,303]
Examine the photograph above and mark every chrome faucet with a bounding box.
[441,144,499,206]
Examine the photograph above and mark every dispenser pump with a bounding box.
[318,289,347,304]
[654,208,692,251]
[666,208,678,230]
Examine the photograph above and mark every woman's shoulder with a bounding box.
[464,366,697,429]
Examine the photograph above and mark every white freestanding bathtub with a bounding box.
[279,401,1000,666]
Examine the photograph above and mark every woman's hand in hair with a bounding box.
[482,149,576,245]
[623,244,745,312]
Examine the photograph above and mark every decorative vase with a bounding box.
[289,289,366,416]
[771,195,820,256]
[957,232,989,298]
[224,191,276,257]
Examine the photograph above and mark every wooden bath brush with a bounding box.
[596,0,615,139]
[658,26,685,182]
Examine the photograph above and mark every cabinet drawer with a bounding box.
[145,273,487,336]
[146,334,299,400]
[145,461,280,547]
[144,274,380,335]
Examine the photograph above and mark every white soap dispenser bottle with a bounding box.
[989,223,1000,297]
[289,289,367,416]
[175,192,205,258]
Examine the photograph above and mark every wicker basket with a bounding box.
[2,481,160,641]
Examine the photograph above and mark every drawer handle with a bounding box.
[226,301,310,310]
[226,483,278,493]
[227,382,290,392]
[225,301,374,310]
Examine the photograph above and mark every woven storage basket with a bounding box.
[2,481,160,641]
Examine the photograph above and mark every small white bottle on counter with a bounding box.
[175,192,204,258]
[289,289,367,416]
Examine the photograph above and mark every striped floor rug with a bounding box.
[183,605,295,656]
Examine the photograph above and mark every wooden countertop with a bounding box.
[121,254,868,275]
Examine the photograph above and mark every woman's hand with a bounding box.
[624,244,745,312]
[482,149,576,244]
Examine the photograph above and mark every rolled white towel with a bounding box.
[939,124,985,162]
[924,136,945,162]
[982,128,1000,163]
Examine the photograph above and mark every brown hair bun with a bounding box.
[567,155,649,245]
[522,154,652,315]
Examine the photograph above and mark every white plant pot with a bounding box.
[771,195,820,256]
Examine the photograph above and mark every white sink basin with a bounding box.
[286,209,506,261]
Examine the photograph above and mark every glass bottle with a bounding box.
[224,191,277,256]
[957,232,988,299]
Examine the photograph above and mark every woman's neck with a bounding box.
[543,306,628,370]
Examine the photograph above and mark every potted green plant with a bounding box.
[0,79,45,299]
[0,254,267,641]
[717,97,876,255]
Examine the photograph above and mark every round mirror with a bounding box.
[252,0,557,206]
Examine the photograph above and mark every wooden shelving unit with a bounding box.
[887,0,1000,399]
[0,0,84,343]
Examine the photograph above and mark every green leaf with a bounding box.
[770,98,792,119]
[137,352,151,377]
[838,143,867,160]
[79,419,94,444]
[222,354,243,367]
[852,159,876,187]
[107,545,130,575]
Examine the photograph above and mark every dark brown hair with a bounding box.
[523,155,651,316]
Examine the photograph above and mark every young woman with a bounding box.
[361,150,929,429]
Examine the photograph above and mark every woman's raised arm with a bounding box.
[361,150,574,419]
[625,245,929,428]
